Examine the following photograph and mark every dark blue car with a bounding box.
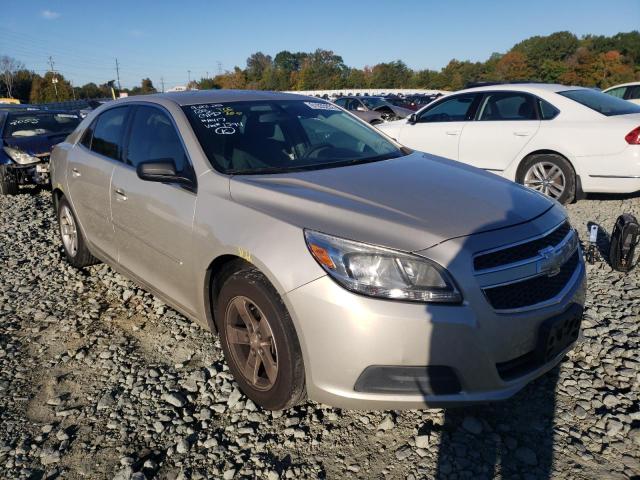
[0,109,81,194]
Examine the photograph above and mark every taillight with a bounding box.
[625,126,640,144]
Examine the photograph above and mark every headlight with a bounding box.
[3,147,39,165]
[304,230,462,303]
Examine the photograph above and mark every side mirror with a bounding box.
[408,113,417,124]
[356,105,366,112]
[136,159,191,184]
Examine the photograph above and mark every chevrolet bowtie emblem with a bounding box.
[538,231,577,277]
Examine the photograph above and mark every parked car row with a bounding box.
[49,90,587,410]
[333,94,440,125]
[4,83,639,411]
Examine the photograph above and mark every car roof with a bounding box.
[603,81,640,90]
[118,89,315,107]
[456,83,586,95]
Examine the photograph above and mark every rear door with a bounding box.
[457,91,541,172]
[66,106,130,261]
[111,104,198,311]
[396,93,479,161]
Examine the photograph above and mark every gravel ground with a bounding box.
[0,188,638,480]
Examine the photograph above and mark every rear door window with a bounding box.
[91,107,129,160]
[477,92,537,121]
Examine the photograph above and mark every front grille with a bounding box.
[474,221,571,270]
[483,251,579,310]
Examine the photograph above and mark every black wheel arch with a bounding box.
[204,255,254,333]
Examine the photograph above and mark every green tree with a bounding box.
[296,49,348,89]
[512,31,579,69]
[369,60,412,88]
[29,71,74,103]
[11,69,38,103]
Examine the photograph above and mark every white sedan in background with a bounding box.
[377,83,640,203]
[603,82,640,105]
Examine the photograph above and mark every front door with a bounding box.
[111,105,198,311]
[397,93,479,161]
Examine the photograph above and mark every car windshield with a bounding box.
[182,100,406,174]
[558,89,640,116]
[360,97,390,109]
[3,112,81,138]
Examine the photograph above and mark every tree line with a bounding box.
[1,30,638,104]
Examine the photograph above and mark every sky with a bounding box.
[1,0,639,89]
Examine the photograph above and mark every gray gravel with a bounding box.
[0,188,638,479]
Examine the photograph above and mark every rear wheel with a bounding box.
[517,153,575,204]
[57,196,99,268]
[215,266,306,410]
[0,165,19,195]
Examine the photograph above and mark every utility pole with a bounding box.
[206,71,209,79]
[115,58,122,92]
[187,69,191,87]
[160,77,165,93]
[48,56,59,101]
[217,61,222,75]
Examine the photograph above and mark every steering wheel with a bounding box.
[302,143,333,159]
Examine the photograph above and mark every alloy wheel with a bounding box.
[225,296,278,391]
[523,161,566,199]
[60,205,78,257]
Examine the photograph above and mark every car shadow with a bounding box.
[420,177,583,479]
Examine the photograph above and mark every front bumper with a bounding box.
[284,208,587,410]
[285,266,585,410]
[7,161,50,185]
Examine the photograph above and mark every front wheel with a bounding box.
[215,266,306,410]
[517,154,575,204]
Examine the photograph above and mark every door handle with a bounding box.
[71,168,81,177]
[513,131,531,136]
[114,188,127,201]
[445,130,459,136]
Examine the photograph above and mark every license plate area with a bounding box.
[536,303,583,363]
[36,163,50,173]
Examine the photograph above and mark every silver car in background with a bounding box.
[50,90,586,410]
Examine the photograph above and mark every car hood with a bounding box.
[3,133,71,156]
[229,152,554,252]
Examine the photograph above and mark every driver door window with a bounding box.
[126,106,192,179]
[417,94,477,123]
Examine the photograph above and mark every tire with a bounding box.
[215,266,306,410]
[57,196,99,268]
[517,153,576,204]
[0,165,19,195]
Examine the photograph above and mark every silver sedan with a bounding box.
[50,90,586,410]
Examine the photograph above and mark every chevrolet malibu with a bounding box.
[50,90,586,410]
